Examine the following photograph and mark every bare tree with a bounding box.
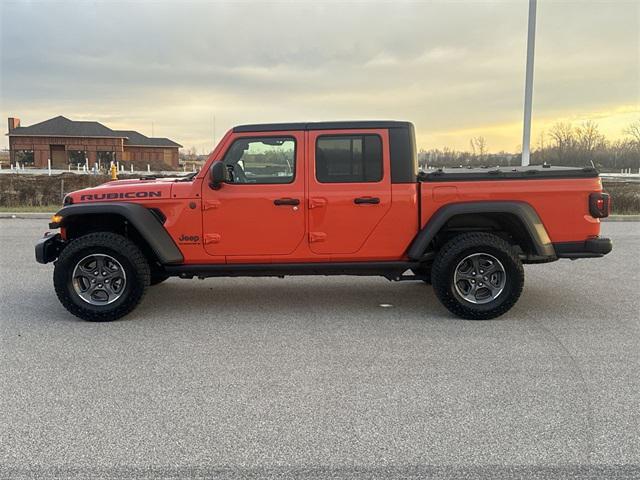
[548,122,576,162]
[470,136,487,161]
[576,120,605,154]
[624,119,640,147]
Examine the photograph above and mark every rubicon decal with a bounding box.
[80,191,162,201]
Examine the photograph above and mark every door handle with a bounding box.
[274,198,300,206]
[354,197,380,205]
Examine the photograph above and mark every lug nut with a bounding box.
[479,282,483,286]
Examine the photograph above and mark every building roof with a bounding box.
[8,115,182,148]
[10,115,120,138]
[113,130,182,148]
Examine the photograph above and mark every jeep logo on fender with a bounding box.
[178,234,200,244]
[79,191,162,201]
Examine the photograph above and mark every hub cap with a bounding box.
[72,254,127,305]
[453,253,506,304]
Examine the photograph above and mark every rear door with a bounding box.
[307,129,391,255]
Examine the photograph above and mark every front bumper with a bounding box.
[553,237,613,259]
[35,233,65,264]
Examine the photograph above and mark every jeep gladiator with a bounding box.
[35,121,612,321]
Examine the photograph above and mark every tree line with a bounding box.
[419,119,640,171]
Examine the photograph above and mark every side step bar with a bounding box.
[163,261,420,280]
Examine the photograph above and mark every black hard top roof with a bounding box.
[233,120,413,133]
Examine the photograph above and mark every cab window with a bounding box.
[316,135,382,183]
[222,137,295,184]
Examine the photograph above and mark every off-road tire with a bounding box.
[54,232,150,321]
[431,233,524,320]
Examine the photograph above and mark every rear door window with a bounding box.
[315,135,382,183]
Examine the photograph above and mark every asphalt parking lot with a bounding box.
[1,219,639,479]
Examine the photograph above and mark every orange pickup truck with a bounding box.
[36,121,612,321]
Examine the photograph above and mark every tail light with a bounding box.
[589,192,610,218]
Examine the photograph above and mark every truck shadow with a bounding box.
[137,276,450,323]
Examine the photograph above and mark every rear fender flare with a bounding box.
[52,202,183,264]
[407,201,554,260]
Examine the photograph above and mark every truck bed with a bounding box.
[418,165,604,245]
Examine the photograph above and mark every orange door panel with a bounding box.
[201,131,306,257]
[307,129,392,255]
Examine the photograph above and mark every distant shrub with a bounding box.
[603,182,640,214]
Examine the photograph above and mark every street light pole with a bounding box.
[521,0,537,166]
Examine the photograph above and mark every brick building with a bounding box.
[7,116,182,169]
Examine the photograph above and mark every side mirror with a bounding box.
[209,161,228,189]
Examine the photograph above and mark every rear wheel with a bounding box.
[54,232,150,321]
[431,233,524,320]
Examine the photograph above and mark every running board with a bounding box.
[163,261,420,280]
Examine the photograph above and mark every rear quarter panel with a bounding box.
[420,177,603,243]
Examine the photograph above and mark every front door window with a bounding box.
[222,137,295,184]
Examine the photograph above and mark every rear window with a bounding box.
[316,135,382,183]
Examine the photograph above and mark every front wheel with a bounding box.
[54,232,150,321]
[431,233,524,320]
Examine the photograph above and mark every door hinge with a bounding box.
[203,200,221,210]
[309,232,327,243]
[204,233,221,244]
[309,198,327,209]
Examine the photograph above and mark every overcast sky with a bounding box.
[1,0,638,153]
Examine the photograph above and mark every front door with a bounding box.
[201,132,305,257]
[50,145,66,169]
[307,130,392,255]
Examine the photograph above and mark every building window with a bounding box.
[15,150,34,166]
[97,151,115,165]
[316,135,382,183]
[222,137,295,184]
[67,150,87,165]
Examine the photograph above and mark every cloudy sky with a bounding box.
[1,0,638,153]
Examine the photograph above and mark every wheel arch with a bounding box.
[52,203,183,265]
[407,201,555,261]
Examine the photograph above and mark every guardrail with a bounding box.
[0,163,198,177]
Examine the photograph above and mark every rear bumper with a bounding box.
[35,233,64,264]
[553,237,613,259]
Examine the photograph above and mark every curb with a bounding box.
[0,212,54,219]
[602,215,640,222]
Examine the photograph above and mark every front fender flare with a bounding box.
[52,202,184,264]
[407,201,555,260]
